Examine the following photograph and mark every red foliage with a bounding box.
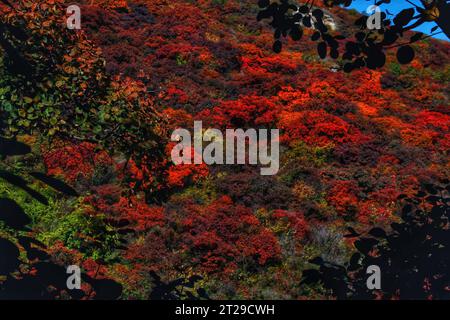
[85,186,165,232]
[167,196,281,274]
[43,142,113,182]
[271,209,309,240]
[166,163,209,188]
[327,180,360,218]
[27,0,450,299]
[278,110,362,147]
[198,95,281,128]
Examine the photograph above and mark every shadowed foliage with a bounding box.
[302,182,450,299]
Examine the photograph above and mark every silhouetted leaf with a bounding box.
[424,183,437,195]
[87,278,123,300]
[410,32,423,43]
[344,226,360,238]
[0,170,48,205]
[0,238,20,275]
[273,40,282,53]
[354,238,378,254]
[0,198,30,230]
[301,269,321,284]
[402,204,413,216]
[18,236,49,260]
[343,62,354,73]
[0,137,31,157]
[299,5,309,14]
[393,8,415,27]
[289,26,303,41]
[309,257,324,265]
[257,7,273,21]
[383,29,399,45]
[355,32,365,42]
[317,41,327,59]
[426,195,441,204]
[197,288,209,299]
[312,9,324,19]
[330,48,339,59]
[29,172,78,196]
[397,45,415,64]
[348,252,361,271]
[311,31,321,41]
[303,16,312,28]
[257,0,270,8]
[369,227,387,238]
[366,48,386,69]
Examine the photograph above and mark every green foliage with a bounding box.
[0,177,120,262]
[280,141,333,185]
[176,54,188,66]
[173,176,217,205]
[0,1,108,137]
[211,0,227,6]
[431,65,450,82]
[286,141,333,167]
[388,62,403,77]
[0,1,167,178]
